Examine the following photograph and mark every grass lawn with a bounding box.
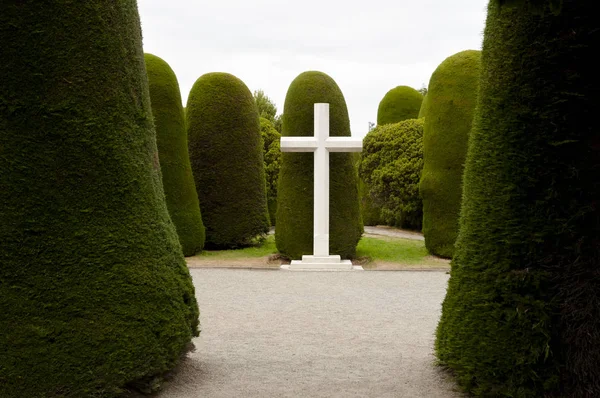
[186,233,450,270]
[198,235,278,259]
[355,236,449,269]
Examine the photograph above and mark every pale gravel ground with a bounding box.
[156,269,463,398]
[363,226,425,241]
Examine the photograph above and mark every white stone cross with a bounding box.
[280,103,362,270]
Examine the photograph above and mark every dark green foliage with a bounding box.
[187,72,270,248]
[376,86,423,125]
[260,117,281,225]
[0,2,199,397]
[359,119,424,230]
[276,71,362,259]
[254,89,277,122]
[359,177,382,226]
[436,1,599,396]
[419,50,481,258]
[145,53,205,256]
[497,0,563,14]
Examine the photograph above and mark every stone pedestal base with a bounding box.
[280,255,363,271]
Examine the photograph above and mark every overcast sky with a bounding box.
[138,0,488,139]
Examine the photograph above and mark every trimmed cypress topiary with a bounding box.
[260,117,281,226]
[419,50,481,258]
[436,1,599,396]
[276,71,362,259]
[186,72,270,248]
[359,119,424,230]
[376,85,423,125]
[145,53,205,256]
[0,2,199,397]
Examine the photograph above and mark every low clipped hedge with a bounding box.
[419,50,481,258]
[376,86,423,125]
[186,72,270,248]
[436,1,599,397]
[260,117,281,225]
[359,119,424,230]
[276,71,362,259]
[145,53,205,256]
[0,2,199,396]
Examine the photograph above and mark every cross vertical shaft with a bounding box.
[279,102,362,270]
[313,104,329,257]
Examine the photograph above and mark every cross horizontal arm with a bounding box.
[280,137,318,152]
[325,137,363,152]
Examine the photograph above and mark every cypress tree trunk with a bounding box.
[435,1,599,396]
[0,2,199,396]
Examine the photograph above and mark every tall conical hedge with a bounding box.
[186,72,270,248]
[376,85,423,125]
[260,117,281,226]
[276,71,362,259]
[145,53,205,256]
[419,50,481,258]
[436,1,599,396]
[0,2,199,397]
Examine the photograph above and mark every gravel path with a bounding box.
[363,226,425,241]
[156,269,462,398]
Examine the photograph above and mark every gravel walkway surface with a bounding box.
[156,269,462,398]
[363,226,425,241]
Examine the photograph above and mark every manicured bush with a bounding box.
[436,1,599,397]
[186,72,270,248]
[0,3,199,397]
[419,50,481,258]
[376,86,423,125]
[359,119,424,230]
[276,71,362,259]
[260,117,281,225]
[145,53,205,256]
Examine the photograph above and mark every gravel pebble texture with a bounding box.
[156,269,463,397]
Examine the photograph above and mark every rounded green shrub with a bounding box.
[0,3,199,397]
[186,72,270,248]
[436,1,599,397]
[276,71,362,259]
[419,50,481,258]
[376,85,423,125]
[359,119,424,230]
[260,117,281,226]
[145,53,205,256]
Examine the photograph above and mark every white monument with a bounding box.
[280,103,363,271]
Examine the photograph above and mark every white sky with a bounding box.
[138,0,487,139]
